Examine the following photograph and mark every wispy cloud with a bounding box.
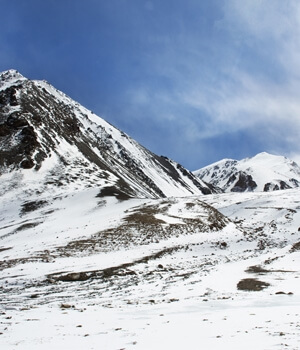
[123,0,300,162]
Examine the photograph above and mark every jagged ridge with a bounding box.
[0,69,212,198]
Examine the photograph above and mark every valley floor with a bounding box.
[0,188,299,349]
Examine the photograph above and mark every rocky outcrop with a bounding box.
[231,172,257,192]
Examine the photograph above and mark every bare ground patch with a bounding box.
[237,278,270,291]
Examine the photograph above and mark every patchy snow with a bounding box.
[0,188,299,349]
[0,69,27,92]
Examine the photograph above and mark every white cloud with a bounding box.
[222,1,300,76]
[221,0,296,39]
[173,1,300,148]
[122,1,300,159]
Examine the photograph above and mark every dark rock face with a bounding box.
[20,200,48,215]
[0,123,10,136]
[0,86,20,106]
[289,178,300,187]
[231,172,257,192]
[96,186,132,201]
[6,114,28,128]
[290,241,300,252]
[20,158,35,169]
[279,181,291,190]
[264,181,292,192]
[264,183,276,192]
[0,110,39,169]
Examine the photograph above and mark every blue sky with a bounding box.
[1,0,300,170]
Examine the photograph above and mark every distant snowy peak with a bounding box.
[0,69,213,198]
[194,152,300,193]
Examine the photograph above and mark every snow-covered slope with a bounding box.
[194,152,300,192]
[0,186,299,349]
[1,70,299,349]
[0,69,212,199]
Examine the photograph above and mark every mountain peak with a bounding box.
[252,151,271,158]
[250,152,280,160]
[0,70,213,198]
[194,152,300,193]
[0,69,26,80]
[0,69,27,91]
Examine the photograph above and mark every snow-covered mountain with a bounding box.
[1,70,299,349]
[0,69,212,199]
[194,152,300,192]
